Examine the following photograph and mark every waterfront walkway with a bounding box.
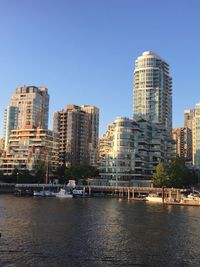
[11,183,188,199]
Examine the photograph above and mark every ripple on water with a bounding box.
[0,196,200,266]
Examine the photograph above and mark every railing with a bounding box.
[84,185,187,193]
[15,183,64,188]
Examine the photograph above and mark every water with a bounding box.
[0,195,200,267]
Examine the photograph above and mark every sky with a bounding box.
[0,0,200,136]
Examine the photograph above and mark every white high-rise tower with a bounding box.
[133,51,172,133]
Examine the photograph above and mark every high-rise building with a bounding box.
[53,104,99,167]
[172,127,192,161]
[183,109,194,163]
[4,86,49,148]
[193,102,200,168]
[133,51,172,134]
[81,105,99,167]
[0,137,4,156]
[184,109,194,130]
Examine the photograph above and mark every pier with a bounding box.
[2,183,199,206]
[14,183,64,196]
[11,183,188,199]
[83,185,188,200]
[0,183,15,193]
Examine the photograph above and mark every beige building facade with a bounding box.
[99,117,172,186]
[0,127,59,176]
[193,103,200,168]
[172,127,192,161]
[4,86,49,149]
[53,104,99,167]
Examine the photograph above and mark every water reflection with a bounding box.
[0,195,200,266]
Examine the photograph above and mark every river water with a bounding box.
[0,195,200,267]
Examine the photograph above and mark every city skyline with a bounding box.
[0,1,200,136]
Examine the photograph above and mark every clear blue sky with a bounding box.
[0,0,199,136]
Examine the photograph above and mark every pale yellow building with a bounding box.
[0,127,59,176]
[4,86,49,148]
[193,103,200,168]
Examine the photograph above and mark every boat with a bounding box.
[146,193,164,203]
[72,189,85,198]
[55,188,73,198]
[187,193,200,200]
[33,190,55,197]
[180,193,200,205]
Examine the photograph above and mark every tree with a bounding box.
[55,165,66,183]
[64,165,99,183]
[168,156,197,187]
[153,163,169,187]
[35,161,46,183]
[17,169,36,183]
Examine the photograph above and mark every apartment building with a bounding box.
[0,127,59,176]
[4,86,49,148]
[53,104,99,167]
[172,127,192,161]
[133,51,172,135]
[99,117,172,186]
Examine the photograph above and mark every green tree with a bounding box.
[55,165,66,183]
[153,163,169,187]
[17,169,35,183]
[35,161,46,183]
[65,165,99,183]
[168,156,197,187]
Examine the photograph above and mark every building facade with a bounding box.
[99,117,171,186]
[81,105,99,167]
[133,51,172,134]
[4,86,49,148]
[0,137,4,157]
[53,104,99,167]
[193,103,200,168]
[0,127,59,176]
[172,127,192,161]
[184,109,194,130]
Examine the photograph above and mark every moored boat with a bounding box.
[55,188,73,198]
[72,189,83,198]
[72,189,86,198]
[180,193,200,205]
[146,194,163,203]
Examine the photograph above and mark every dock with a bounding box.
[12,184,188,198]
[2,183,199,206]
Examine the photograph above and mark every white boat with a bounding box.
[72,189,84,198]
[187,193,200,200]
[146,194,164,203]
[33,190,55,197]
[55,188,73,198]
[181,193,200,205]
